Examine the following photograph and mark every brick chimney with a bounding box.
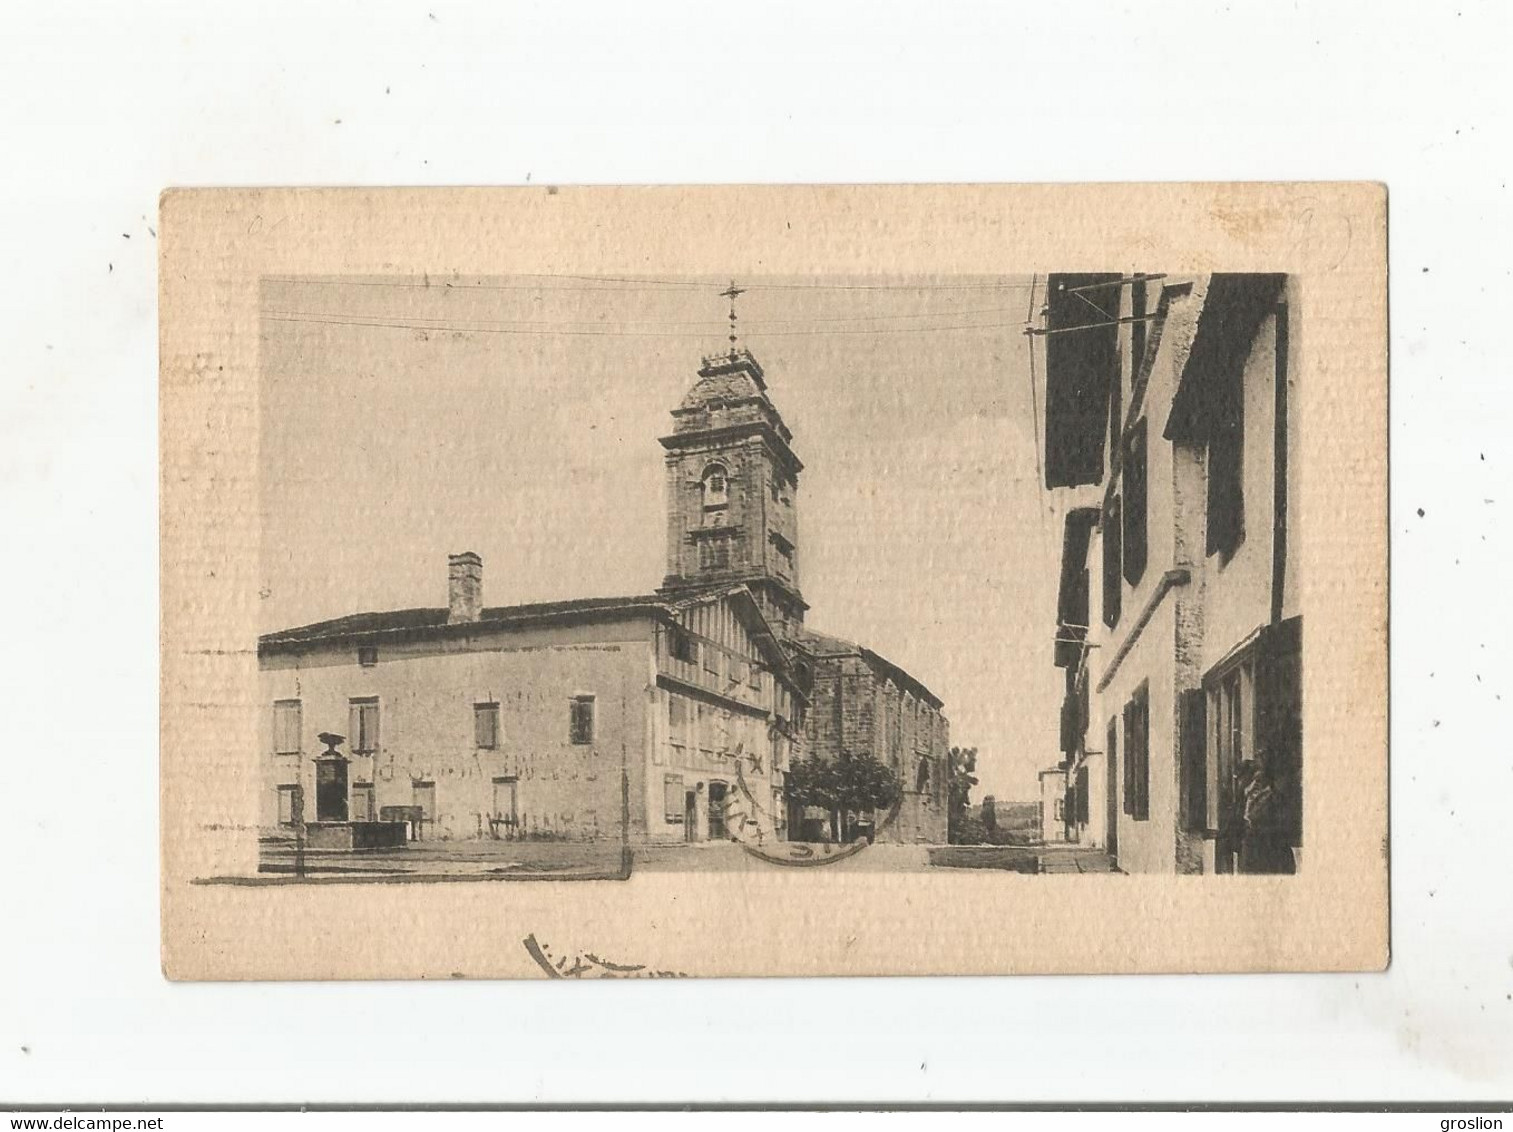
[447,552,483,624]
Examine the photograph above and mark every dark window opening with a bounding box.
[701,463,730,528]
[569,695,595,745]
[668,624,696,664]
[358,646,378,667]
[702,463,728,507]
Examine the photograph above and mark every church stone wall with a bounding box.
[801,650,949,844]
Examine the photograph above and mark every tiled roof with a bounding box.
[259,594,666,651]
[793,627,944,710]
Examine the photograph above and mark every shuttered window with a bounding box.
[1102,495,1123,629]
[273,700,302,755]
[663,774,685,823]
[474,702,500,750]
[1122,418,1148,584]
[1206,367,1245,558]
[1060,689,1080,755]
[1116,715,1129,817]
[569,695,595,745]
[349,698,379,755]
[1123,685,1150,821]
[1130,275,1149,376]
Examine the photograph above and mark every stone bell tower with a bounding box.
[658,344,807,640]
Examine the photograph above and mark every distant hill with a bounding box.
[994,801,1040,832]
[970,798,1040,846]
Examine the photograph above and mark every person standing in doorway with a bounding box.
[1240,755,1297,875]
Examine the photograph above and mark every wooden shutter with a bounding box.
[1102,496,1123,628]
[475,703,499,749]
[1108,343,1123,471]
[1122,419,1148,584]
[273,701,301,754]
[352,701,379,754]
[1179,688,1208,832]
[1130,275,1149,375]
[1133,688,1150,821]
[1124,691,1150,821]
[1060,690,1079,754]
[1206,365,1245,557]
[663,775,684,823]
[1115,716,1130,816]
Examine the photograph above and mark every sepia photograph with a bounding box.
[247,270,1301,883]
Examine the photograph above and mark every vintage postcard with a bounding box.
[160,184,1387,979]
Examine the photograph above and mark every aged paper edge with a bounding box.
[159,184,1388,980]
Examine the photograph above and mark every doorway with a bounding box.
[315,757,349,822]
[491,776,518,840]
[351,781,375,822]
[707,781,728,840]
[412,780,436,839]
[684,791,697,841]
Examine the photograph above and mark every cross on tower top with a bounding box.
[719,280,746,352]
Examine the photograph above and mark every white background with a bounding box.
[2,0,1510,1107]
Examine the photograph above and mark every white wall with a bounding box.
[1200,305,1283,676]
[259,620,653,840]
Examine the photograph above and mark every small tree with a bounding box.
[982,794,998,835]
[786,753,900,841]
[947,746,980,844]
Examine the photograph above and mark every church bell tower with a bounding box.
[658,289,806,639]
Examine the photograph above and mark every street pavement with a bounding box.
[252,835,1116,881]
[1036,844,1119,874]
[634,840,934,872]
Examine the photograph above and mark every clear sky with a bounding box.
[259,273,1067,803]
